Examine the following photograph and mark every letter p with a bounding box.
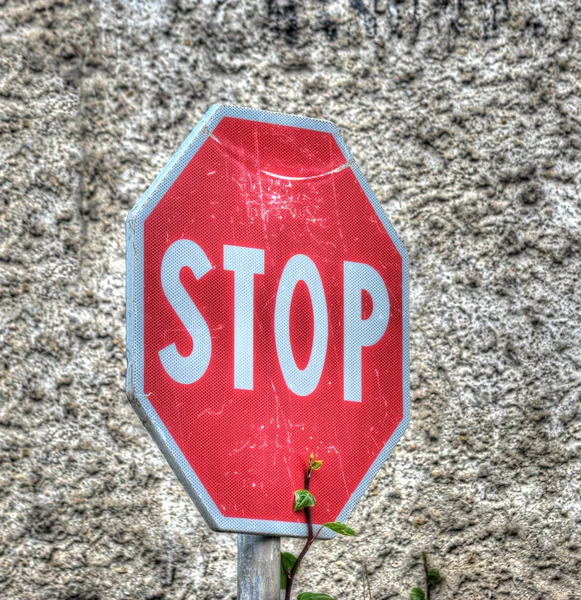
[344,261,390,402]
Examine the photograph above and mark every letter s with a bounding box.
[158,239,212,385]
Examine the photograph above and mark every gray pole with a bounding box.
[238,534,281,600]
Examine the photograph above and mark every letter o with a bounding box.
[274,255,328,396]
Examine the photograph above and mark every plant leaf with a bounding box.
[280,552,297,589]
[322,522,356,536]
[309,453,323,470]
[297,593,336,600]
[410,588,427,600]
[427,567,442,585]
[294,489,316,511]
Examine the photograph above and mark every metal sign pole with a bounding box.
[238,534,281,600]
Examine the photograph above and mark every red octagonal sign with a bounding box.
[126,105,409,537]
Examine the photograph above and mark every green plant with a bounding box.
[281,453,357,600]
[363,563,372,600]
[409,552,442,600]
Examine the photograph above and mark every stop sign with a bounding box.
[126,105,409,537]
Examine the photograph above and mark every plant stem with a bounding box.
[363,563,372,600]
[285,464,314,600]
[423,552,430,600]
[305,466,313,540]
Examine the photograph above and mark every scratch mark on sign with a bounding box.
[261,158,355,181]
[330,424,350,496]
[202,124,221,144]
[231,439,250,455]
[197,401,229,418]
[282,455,294,487]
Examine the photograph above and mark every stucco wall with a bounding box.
[1,1,580,598]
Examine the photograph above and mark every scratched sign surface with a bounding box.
[126,105,409,537]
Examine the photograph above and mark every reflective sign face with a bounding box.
[126,105,409,537]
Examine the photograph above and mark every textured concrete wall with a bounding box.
[1,1,580,599]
